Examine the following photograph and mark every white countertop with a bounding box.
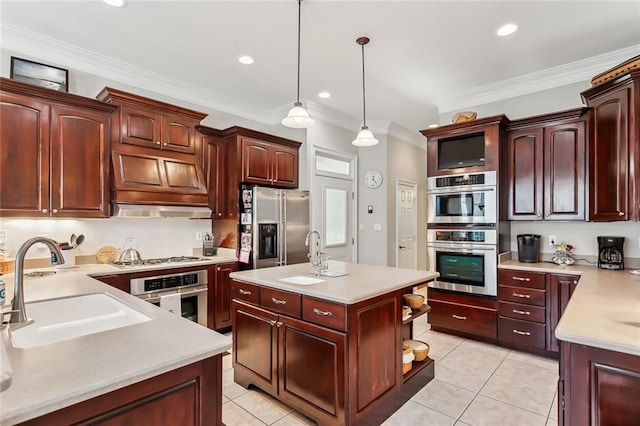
[0,261,233,425]
[499,261,640,356]
[230,261,439,304]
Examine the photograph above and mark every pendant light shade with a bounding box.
[282,0,314,128]
[352,36,378,147]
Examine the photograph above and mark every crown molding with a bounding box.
[367,120,425,148]
[437,44,640,114]
[1,23,275,124]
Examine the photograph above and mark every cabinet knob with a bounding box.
[217,267,221,271]
[52,209,58,214]
[42,208,48,214]
[218,213,222,217]
[156,141,161,145]
[163,142,168,146]
[619,211,625,216]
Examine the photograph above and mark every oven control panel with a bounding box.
[130,270,208,296]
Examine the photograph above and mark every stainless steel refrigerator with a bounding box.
[249,186,310,269]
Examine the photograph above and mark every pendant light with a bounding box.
[352,36,378,147]
[282,0,314,128]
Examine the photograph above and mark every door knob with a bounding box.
[399,246,406,249]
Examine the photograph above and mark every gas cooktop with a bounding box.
[112,256,208,268]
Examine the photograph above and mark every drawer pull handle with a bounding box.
[512,292,531,299]
[239,289,252,295]
[512,276,530,282]
[452,314,467,320]
[272,298,287,305]
[313,308,333,317]
[512,309,531,315]
[512,329,531,336]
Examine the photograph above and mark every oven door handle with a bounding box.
[426,244,496,251]
[144,287,208,304]
[427,186,495,195]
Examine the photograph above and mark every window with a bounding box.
[324,187,347,246]
[316,154,350,176]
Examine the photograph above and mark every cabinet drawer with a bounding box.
[302,297,347,332]
[232,281,260,305]
[499,285,546,306]
[498,269,546,289]
[260,287,301,318]
[499,301,546,324]
[428,300,497,340]
[498,317,546,349]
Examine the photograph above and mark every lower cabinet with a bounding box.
[212,262,238,330]
[547,274,578,353]
[20,355,223,426]
[559,341,640,425]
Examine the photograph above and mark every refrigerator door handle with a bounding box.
[280,190,287,266]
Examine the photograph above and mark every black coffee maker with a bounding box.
[517,234,541,263]
[597,236,625,270]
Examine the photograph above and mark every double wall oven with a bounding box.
[427,171,498,297]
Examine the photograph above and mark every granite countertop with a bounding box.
[230,261,439,304]
[0,263,233,425]
[499,260,640,356]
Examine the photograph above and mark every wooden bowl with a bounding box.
[402,345,415,374]
[403,294,424,309]
[405,339,430,361]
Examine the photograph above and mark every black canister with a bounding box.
[517,234,541,263]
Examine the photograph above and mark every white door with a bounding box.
[396,181,417,269]
[311,149,356,263]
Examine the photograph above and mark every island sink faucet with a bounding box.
[8,237,64,327]
[304,230,325,276]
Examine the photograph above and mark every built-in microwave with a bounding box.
[427,171,497,225]
[427,228,497,297]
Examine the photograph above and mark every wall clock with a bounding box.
[364,170,383,189]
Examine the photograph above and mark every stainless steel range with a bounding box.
[112,256,207,268]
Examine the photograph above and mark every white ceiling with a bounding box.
[1,0,639,133]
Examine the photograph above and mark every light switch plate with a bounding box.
[373,223,382,231]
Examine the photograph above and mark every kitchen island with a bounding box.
[230,261,438,425]
[0,263,232,425]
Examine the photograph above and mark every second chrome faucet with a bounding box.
[304,231,326,276]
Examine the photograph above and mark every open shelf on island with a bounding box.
[403,357,434,383]
[402,304,431,326]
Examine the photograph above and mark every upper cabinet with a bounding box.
[97,87,209,207]
[240,137,299,188]
[420,115,509,177]
[0,78,116,218]
[581,68,639,221]
[506,108,589,221]
[197,125,235,219]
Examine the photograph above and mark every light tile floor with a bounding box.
[221,318,560,426]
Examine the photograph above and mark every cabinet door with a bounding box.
[203,135,227,218]
[161,114,196,154]
[232,300,278,394]
[278,316,346,424]
[272,146,298,188]
[241,138,273,185]
[547,274,578,353]
[50,104,111,218]
[119,104,162,150]
[506,128,544,220]
[588,87,630,221]
[544,122,586,220]
[0,92,50,217]
[214,262,238,330]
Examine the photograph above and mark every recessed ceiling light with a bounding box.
[238,55,254,65]
[497,23,518,37]
[102,0,126,7]
[428,124,439,128]
[318,91,331,99]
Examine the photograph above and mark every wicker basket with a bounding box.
[0,258,15,274]
[405,339,430,361]
[403,293,424,309]
[402,345,414,374]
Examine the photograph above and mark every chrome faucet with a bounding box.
[304,230,324,276]
[8,237,64,326]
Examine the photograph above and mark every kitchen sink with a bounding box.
[10,293,152,349]
[278,276,326,285]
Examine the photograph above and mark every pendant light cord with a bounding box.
[296,0,302,103]
[361,41,366,127]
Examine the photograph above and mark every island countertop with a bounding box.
[0,265,231,425]
[499,260,640,356]
[229,261,438,304]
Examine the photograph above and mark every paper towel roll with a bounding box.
[159,293,182,316]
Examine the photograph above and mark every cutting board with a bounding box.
[96,246,119,264]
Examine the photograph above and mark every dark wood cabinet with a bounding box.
[582,69,639,221]
[20,355,223,426]
[231,279,434,425]
[212,262,238,330]
[241,137,298,188]
[547,274,578,353]
[97,87,209,207]
[559,341,640,425]
[198,127,233,218]
[0,78,115,218]
[506,108,588,221]
[427,289,498,340]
